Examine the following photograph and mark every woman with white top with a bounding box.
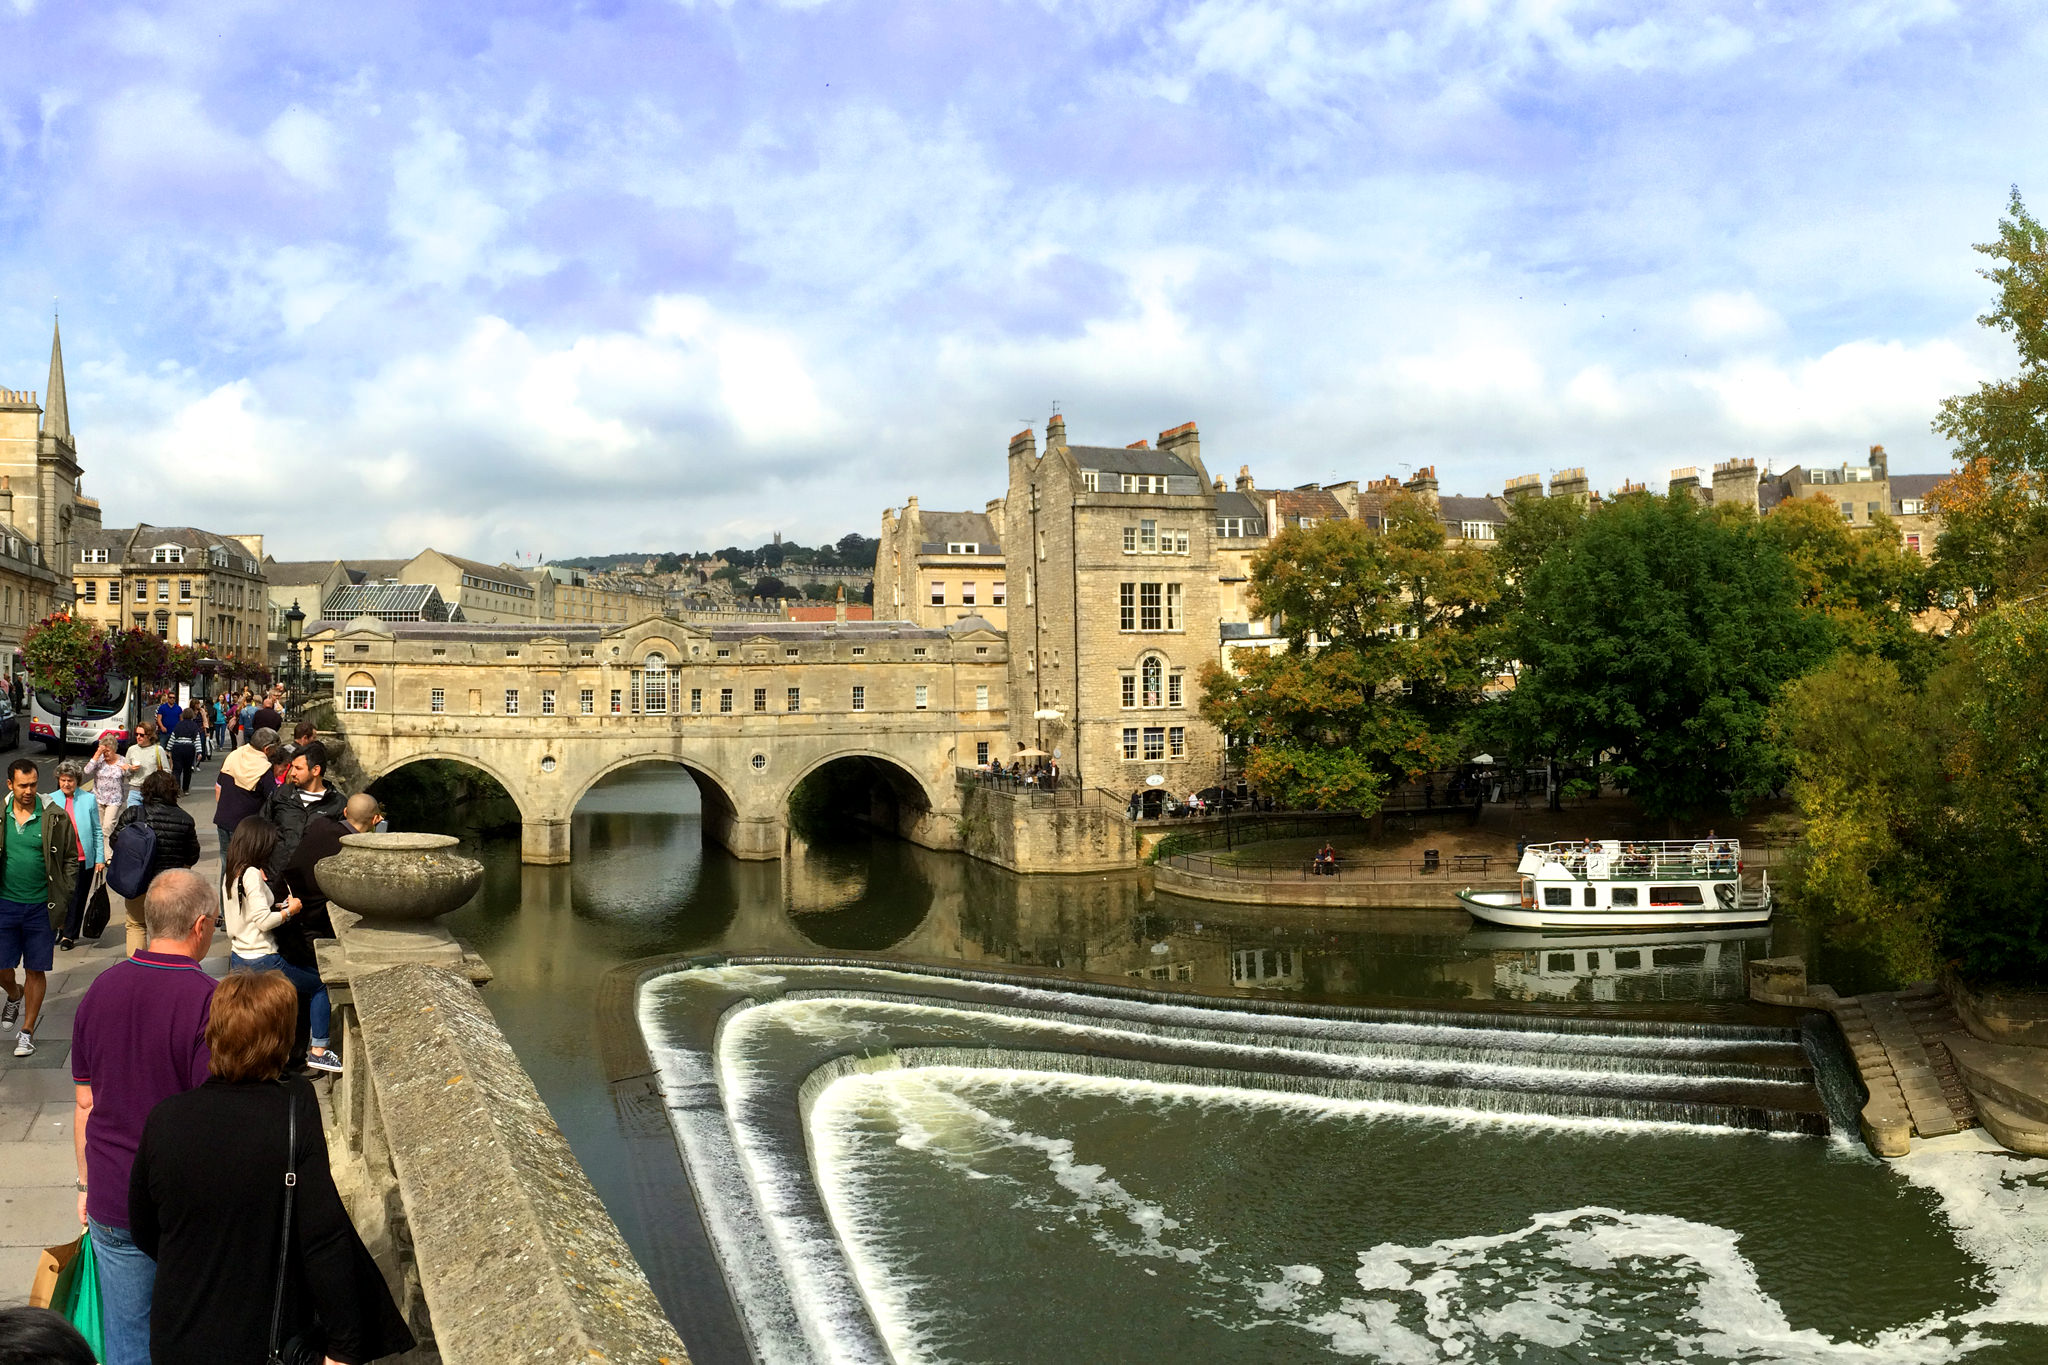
[123,721,170,794]
[218,816,339,1073]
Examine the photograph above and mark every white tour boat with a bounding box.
[1454,838,1773,930]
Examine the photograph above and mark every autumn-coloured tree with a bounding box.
[1757,494,1937,682]
[1199,499,1495,816]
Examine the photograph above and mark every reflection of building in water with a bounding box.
[1228,946,1304,989]
[1490,936,1753,1004]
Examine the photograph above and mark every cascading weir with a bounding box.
[637,958,1892,1365]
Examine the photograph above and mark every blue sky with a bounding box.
[2,0,2043,561]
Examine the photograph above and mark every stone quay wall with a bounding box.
[321,946,691,1364]
[957,783,1136,873]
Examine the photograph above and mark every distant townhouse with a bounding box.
[74,525,268,661]
[1698,445,1949,556]
[876,498,1009,630]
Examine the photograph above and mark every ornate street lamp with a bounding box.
[284,600,306,701]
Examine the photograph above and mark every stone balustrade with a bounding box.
[319,914,691,1364]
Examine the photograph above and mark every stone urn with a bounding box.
[315,832,484,923]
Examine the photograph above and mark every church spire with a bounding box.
[43,316,69,443]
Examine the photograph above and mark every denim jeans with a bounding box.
[90,1216,156,1365]
[231,951,331,1045]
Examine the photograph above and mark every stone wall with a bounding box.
[958,784,1136,873]
[322,951,691,1364]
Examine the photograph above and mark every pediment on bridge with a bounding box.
[598,615,714,654]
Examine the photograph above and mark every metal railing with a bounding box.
[1156,849,1512,884]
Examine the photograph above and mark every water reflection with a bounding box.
[439,768,1791,1015]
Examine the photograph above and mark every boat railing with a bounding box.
[1520,838,1749,879]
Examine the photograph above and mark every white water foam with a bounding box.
[811,1066,2048,1365]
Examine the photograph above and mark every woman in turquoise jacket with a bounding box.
[48,759,104,950]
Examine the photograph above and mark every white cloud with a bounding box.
[262,108,338,189]
[1688,291,1783,343]
[1699,338,1980,444]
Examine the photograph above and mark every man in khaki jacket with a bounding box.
[0,757,80,1057]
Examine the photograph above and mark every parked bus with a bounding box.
[28,675,136,753]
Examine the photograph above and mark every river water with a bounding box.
[437,767,2048,1364]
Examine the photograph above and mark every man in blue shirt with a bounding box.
[0,757,81,1057]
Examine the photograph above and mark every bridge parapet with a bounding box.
[320,613,1011,863]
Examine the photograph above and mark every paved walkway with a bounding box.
[0,745,234,1305]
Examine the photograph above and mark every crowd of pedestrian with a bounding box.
[2,686,420,1364]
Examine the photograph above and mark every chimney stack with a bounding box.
[1236,464,1255,493]
[1045,412,1068,450]
[1668,467,1705,503]
[1404,465,1440,507]
[1548,467,1591,503]
[1868,443,1888,481]
[1711,457,1760,510]
[835,583,847,624]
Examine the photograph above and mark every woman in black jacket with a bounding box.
[129,971,413,1365]
[114,771,201,956]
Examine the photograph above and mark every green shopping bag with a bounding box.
[50,1227,104,1359]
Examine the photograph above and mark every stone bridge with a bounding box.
[316,613,1011,863]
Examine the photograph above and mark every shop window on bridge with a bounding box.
[343,674,376,712]
[914,684,928,710]
[977,741,989,765]
[581,688,595,715]
[504,690,520,715]
[720,688,733,713]
[976,684,989,711]
[852,685,866,712]
[643,654,668,714]
[753,687,768,713]
[690,688,702,714]
[430,688,445,714]
[541,689,556,715]
[787,687,801,712]
[610,689,622,714]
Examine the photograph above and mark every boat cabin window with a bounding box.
[1543,887,1573,907]
[1546,953,1574,973]
[1653,946,1708,967]
[1584,887,1596,907]
[1613,950,1642,970]
[1611,887,1639,907]
[1649,886,1705,906]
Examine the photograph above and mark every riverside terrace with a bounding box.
[310,612,1010,864]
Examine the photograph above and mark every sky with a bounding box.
[1,0,2044,563]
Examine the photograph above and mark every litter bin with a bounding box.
[1422,848,1440,874]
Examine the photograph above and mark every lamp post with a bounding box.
[284,600,305,704]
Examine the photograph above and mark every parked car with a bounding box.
[0,699,17,750]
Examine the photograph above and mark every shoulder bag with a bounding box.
[266,1089,324,1365]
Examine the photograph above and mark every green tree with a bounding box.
[1496,491,1829,826]
[21,613,107,756]
[1774,653,1945,978]
[1200,500,1494,816]
[1931,188,2048,606]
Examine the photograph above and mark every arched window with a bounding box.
[643,652,668,714]
[343,672,376,712]
[1141,655,1164,708]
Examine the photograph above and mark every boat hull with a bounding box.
[1455,889,1772,931]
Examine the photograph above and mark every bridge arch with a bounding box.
[364,750,538,825]
[783,747,940,847]
[570,752,747,858]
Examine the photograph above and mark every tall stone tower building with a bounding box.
[0,321,87,573]
[1003,413,1223,794]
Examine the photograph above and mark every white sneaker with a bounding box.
[0,994,19,1030]
[13,1032,33,1058]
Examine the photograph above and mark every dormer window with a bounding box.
[1081,471,1099,492]
[1461,521,1497,541]
[81,548,109,564]
[946,542,979,554]
[1120,474,1166,494]
[151,546,184,565]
